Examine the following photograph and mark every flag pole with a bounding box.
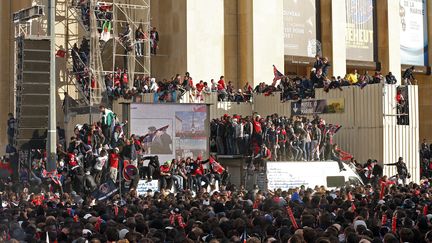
[47,0,57,172]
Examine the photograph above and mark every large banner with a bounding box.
[130,104,209,163]
[283,0,321,57]
[345,0,375,61]
[291,98,345,115]
[267,162,346,190]
[400,0,428,66]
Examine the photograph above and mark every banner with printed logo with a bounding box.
[283,0,321,57]
[345,0,375,62]
[400,0,428,66]
[291,98,345,115]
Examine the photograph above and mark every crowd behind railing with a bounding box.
[102,62,417,104]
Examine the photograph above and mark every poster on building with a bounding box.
[345,0,375,62]
[291,98,345,115]
[283,0,321,57]
[130,104,209,163]
[400,0,428,66]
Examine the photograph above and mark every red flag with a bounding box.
[424,205,428,216]
[379,183,386,200]
[114,206,119,217]
[391,215,397,233]
[351,202,356,211]
[381,214,387,226]
[272,65,284,85]
[95,217,102,232]
[286,206,299,230]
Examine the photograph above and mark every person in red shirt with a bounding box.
[191,157,210,191]
[121,69,129,91]
[195,80,204,102]
[217,76,226,90]
[217,76,228,101]
[159,160,172,190]
[109,147,120,182]
[252,115,263,146]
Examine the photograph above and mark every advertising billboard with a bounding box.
[345,0,375,62]
[400,0,428,66]
[291,98,345,115]
[130,104,209,163]
[283,0,321,57]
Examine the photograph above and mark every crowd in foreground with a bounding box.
[0,162,431,243]
[2,107,428,242]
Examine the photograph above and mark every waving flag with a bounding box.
[101,21,112,42]
[272,65,284,86]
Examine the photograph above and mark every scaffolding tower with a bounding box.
[67,0,151,106]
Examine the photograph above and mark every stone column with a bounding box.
[377,0,401,83]
[319,0,346,78]
[238,0,284,88]
[331,0,347,77]
[150,0,225,83]
[186,0,225,82]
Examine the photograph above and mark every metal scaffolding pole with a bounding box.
[47,0,57,172]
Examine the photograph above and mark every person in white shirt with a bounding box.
[93,149,108,184]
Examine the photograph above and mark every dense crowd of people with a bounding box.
[2,105,429,243]
[0,155,431,242]
[100,64,414,105]
[210,114,349,172]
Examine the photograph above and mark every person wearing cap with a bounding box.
[385,157,409,185]
[151,126,172,154]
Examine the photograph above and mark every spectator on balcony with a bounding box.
[403,66,415,85]
[321,57,331,77]
[150,27,159,55]
[234,89,245,103]
[340,76,351,86]
[254,82,266,93]
[243,82,253,94]
[325,76,343,92]
[386,72,397,84]
[313,54,323,70]
[217,76,228,101]
[359,71,373,84]
[210,79,217,92]
[182,72,193,92]
[203,81,211,95]
[195,80,205,102]
[372,71,385,84]
[311,68,324,88]
[346,69,359,85]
